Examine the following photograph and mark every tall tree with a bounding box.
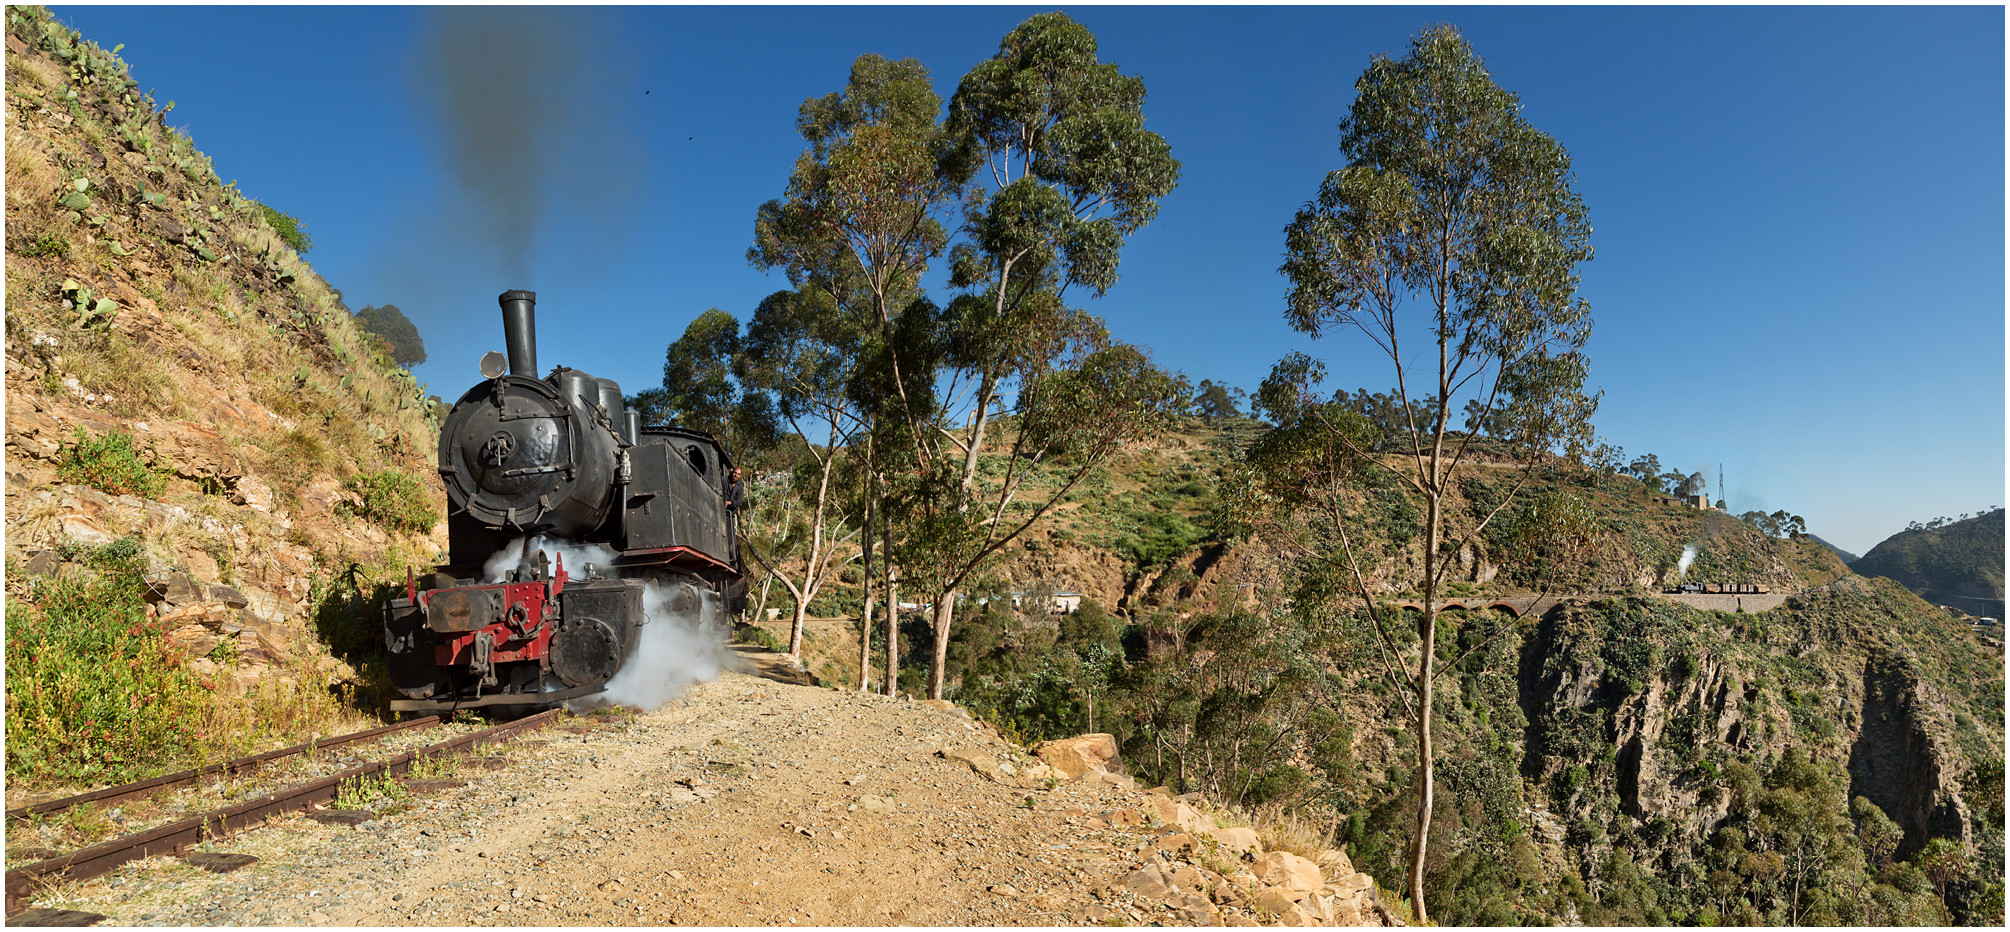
[737,288,871,659]
[1275,26,1595,923]
[1195,380,1246,424]
[903,10,1180,699]
[355,304,426,367]
[749,53,960,682]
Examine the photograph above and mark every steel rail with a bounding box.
[4,709,561,915]
[6,717,444,824]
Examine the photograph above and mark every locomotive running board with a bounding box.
[389,683,604,712]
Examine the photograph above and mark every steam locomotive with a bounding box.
[383,290,746,712]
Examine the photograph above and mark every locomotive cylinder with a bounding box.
[500,290,538,377]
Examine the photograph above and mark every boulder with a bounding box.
[1148,796,1216,833]
[1122,864,1178,901]
[1034,733,1119,779]
[1207,826,1263,858]
[1154,833,1199,856]
[206,585,250,609]
[158,601,234,630]
[936,748,1014,785]
[1098,770,1138,791]
[1277,903,1318,926]
[1253,851,1323,893]
[20,550,61,577]
[1252,886,1300,917]
[1175,896,1221,926]
[145,571,203,605]
[1313,847,1353,877]
[163,623,223,659]
[59,513,113,545]
[1169,864,1207,893]
[233,475,274,512]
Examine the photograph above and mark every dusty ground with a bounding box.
[19,647,1202,926]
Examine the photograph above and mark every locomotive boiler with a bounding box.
[383,290,746,712]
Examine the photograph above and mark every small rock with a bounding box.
[988,884,1019,897]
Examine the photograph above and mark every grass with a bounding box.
[344,469,435,535]
[4,568,211,786]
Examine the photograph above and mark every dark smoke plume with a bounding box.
[412,7,645,283]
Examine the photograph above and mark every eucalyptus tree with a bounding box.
[735,288,874,660]
[898,11,1180,699]
[748,53,961,675]
[936,10,1180,490]
[1272,26,1596,922]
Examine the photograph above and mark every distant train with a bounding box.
[381,290,746,712]
[1670,582,1770,595]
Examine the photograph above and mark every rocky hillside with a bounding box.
[1852,508,2005,619]
[4,7,445,787]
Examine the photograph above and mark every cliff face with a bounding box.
[1517,577,1990,846]
[5,7,445,781]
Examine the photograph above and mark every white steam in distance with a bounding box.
[1677,544,1698,581]
[486,536,728,710]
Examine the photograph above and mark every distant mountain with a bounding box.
[1852,509,2005,618]
[1808,533,1858,564]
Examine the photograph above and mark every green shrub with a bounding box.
[257,203,312,254]
[734,624,784,651]
[5,572,211,785]
[56,428,164,497]
[18,232,69,257]
[346,469,434,534]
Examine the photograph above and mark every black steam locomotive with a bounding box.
[383,290,746,712]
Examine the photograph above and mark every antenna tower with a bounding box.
[1718,465,1725,509]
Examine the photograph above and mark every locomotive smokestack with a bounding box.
[499,290,538,377]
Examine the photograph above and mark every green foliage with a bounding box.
[18,231,70,257]
[734,624,785,652]
[257,203,312,254]
[344,469,435,534]
[355,304,426,367]
[1852,507,2004,610]
[56,428,165,497]
[5,569,211,785]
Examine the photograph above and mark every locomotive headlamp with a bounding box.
[480,351,507,379]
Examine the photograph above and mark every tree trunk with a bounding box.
[928,595,955,699]
[885,583,901,696]
[1408,614,1435,923]
[787,600,807,658]
[857,471,876,693]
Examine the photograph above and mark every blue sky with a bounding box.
[48,5,2004,555]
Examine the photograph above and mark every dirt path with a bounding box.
[22,647,1201,926]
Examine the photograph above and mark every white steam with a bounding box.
[483,536,729,710]
[483,536,617,583]
[1677,544,1698,581]
[588,580,732,711]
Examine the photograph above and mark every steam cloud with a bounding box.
[1677,544,1698,581]
[412,7,646,283]
[486,536,728,711]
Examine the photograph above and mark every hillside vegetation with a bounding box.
[746,413,2000,925]
[3,7,444,790]
[1852,508,2005,618]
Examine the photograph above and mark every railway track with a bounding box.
[5,716,444,824]
[5,709,562,918]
